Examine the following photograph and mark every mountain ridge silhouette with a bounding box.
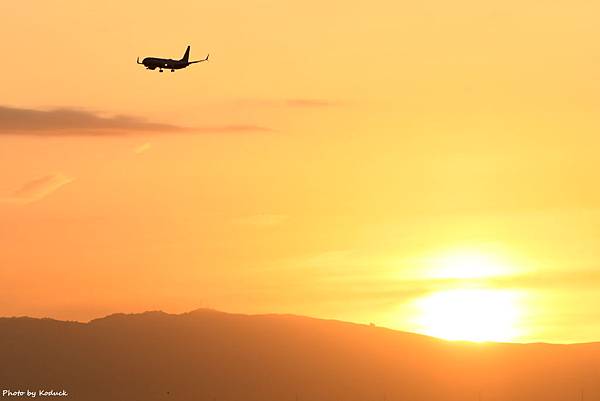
[1,309,599,401]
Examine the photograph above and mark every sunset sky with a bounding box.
[1,0,600,343]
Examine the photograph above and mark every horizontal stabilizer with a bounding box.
[189,54,209,64]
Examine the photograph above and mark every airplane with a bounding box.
[137,46,209,72]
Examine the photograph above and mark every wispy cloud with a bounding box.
[133,142,152,155]
[195,125,272,134]
[0,106,182,135]
[489,269,600,290]
[235,98,342,109]
[0,105,271,136]
[284,99,341,108]
[1,173,74,204]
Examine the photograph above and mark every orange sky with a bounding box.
[1,0,600,343]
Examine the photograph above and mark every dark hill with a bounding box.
[1,309,599,401]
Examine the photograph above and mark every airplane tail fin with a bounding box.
[181,45,191,62]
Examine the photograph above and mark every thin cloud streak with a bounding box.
[285,99,340,108]
[235,98,342,108]
[1,173,74,204]
[0,106,182,134]
[489,269,600,290]
[0,105,271,136]
[133,143,152,155]
[275,248,600,308]
[193,125,272,134]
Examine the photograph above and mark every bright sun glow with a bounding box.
[409,249,524,342]
[414,289,522,342]
[426,249,511,279]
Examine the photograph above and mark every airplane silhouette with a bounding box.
[137,46,208,72]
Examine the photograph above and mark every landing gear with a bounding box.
[171,69,175,72]
[159,69,163,72]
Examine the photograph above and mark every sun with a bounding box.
[408,249,523,342]
[413,289,522,342]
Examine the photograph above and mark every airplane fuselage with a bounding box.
[142,57,189,71]
[137,46,209,72]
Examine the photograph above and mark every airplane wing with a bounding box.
[189,54,209,64]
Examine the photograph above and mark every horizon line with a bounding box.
[2,307,597,347]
